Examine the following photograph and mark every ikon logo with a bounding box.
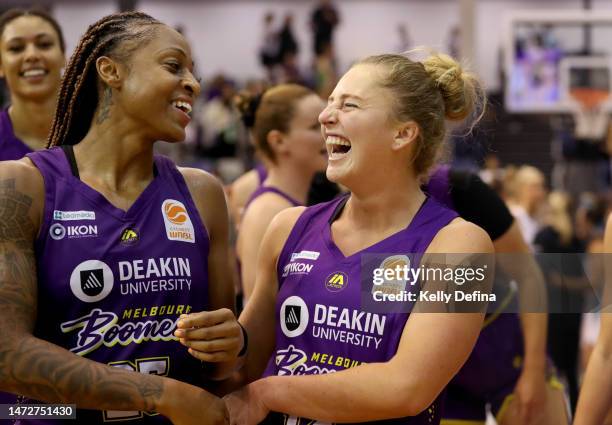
[164,202,188,225]
[50,223,98,240]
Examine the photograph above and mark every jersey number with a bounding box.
[284,414,331,425]
[103,357,169,422]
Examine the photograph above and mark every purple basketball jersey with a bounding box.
[0,108,31,161]
[263,195,458,424]
[255,164,268,184]
[20,147,211,424]
[424,165,454,210]
[245,186,301,211]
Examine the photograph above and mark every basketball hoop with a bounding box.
[570,87,610,140]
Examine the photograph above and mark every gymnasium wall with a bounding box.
[47,0,612,92]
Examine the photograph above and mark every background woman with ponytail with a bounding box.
[0,11,241,425]
[234,84,327,303]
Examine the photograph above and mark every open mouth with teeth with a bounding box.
[171,100,192,116]
[20,69,48,78]
[326,135,351,160]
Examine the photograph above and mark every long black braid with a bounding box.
[47,11,162,148]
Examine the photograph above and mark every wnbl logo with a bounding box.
[161,199,195,243]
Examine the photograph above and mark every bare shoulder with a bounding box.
[177,166,225,204]
[269,206,306,232]
[0,158,44,187]
[242,192,296,226]
[177,167,228,237]
[230,169,259,199]
[0,158,45,233]
[428,217,494,254]
[262,206,307,254]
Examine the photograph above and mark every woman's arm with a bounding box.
[574,215,612,425]
[228,219,493,423]
[0,161,225,425]
[174,168,242,379]
[494,222,548,424]
[238,194,294,301]
[239,206,305,382]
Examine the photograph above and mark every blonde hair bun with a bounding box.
[422,53,479,121]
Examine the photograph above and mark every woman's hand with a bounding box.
[224,382,270,425]
[174,309,244,362]
[161,379,229,425]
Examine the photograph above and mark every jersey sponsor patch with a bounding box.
[49,223,98,240]
[53,210,96,221]
[282,261,314,277]
[69,259,114,303]
[280,296,309,337]
[371,255,411,294]
[325,271,348,292]
[290,250,320,261]
[161,199,195,243]
[120,228,139,246]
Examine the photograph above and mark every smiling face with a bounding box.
[283,93,328,173]
[0,15,65,102]
[111,24,201,143]
[319,63,401,186]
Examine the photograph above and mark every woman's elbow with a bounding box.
[389,379,441,417]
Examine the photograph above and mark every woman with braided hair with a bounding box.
[0,11,242,425]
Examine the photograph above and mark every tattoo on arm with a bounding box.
[96,86,113,125]
[0,179,164,410]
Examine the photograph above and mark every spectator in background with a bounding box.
[258,12,280,82]
[310,0,339,58]
[479,153,505,194]
[199,74,241,159]
[447,25,461,60]
[534,191,587,413]
[312,42,336,99]
[507,165,547,248]
[277,13,302,85]
[395,23,412,54]
[575,192,609,249]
